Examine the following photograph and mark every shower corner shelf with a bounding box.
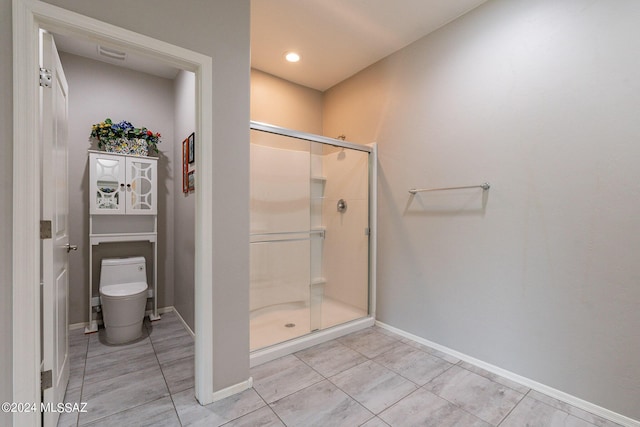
[311,277,326,286]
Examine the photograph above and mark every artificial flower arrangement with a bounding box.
[90,118,161,156]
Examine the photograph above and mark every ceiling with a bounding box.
[55,0,488,89]
[251,0,488,91]
[54,33,181,79]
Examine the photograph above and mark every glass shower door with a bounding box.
[250,126,371,352]
[312,142,370,331]
[250,131,313,350]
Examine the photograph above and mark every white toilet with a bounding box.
[99,256,149,344]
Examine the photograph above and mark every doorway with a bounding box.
[12,1,215,424]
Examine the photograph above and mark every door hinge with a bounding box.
[40,220,52,239]
[39,68,52,88]
[41,370,52,391]
[365,227,370,236]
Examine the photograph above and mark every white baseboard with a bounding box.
[375,321,640,427]
[210,377,253,403]
[171,306,195,338]
[69,322,87,331]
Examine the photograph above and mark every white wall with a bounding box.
[60,52,176,324]
[323,0,640,419]
[173,70,196,330]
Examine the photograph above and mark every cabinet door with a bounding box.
[126,157,157,215]
[90,153,126,214]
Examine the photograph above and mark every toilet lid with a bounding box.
[100,282,147,297]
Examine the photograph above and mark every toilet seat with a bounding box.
[100,281,147,297]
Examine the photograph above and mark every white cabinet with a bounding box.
[90,151,157,215]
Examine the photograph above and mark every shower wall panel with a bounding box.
[250,143,311,311]
[322,147,370,313]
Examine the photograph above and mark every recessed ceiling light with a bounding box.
[284,51,301,63]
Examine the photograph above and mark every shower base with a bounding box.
[250,297,367,352]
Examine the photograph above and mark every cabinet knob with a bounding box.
[120,183,125,188]
[126,183,131,188]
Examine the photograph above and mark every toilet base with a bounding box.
[100,289,148,345]
[105,323,144,344]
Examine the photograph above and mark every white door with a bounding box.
[41,31,71,427]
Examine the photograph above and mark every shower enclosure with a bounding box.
[250,122,376,363]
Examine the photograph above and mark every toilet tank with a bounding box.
[100,256,147,287]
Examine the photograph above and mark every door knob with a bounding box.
[65,243,78,253]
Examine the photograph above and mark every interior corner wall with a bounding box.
[173,69,196,330]
[43,0,251,394]
[323,0,640,420]
[59,52,176,325]
[0,0,13,424]
[251,68,323,134]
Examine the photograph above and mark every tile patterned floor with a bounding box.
[59,313,624,426]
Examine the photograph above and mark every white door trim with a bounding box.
[12,1,214,425]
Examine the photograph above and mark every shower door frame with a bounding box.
[249,121,377,367]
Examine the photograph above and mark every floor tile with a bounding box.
[423,365,524,425]
[337,328,400,359]
[82,396,180,427]
[78,364,169,425]
[270,380,373,427]
[379,388,491,427]
[252,354,324,403]
[147,315,190,342]
[400,338,461,364]
[61,319,625,427]
[83,339,156,385]
[152,332,195,364]
[360,417,390,427]
[295,340,367,377]
[374,341,453,385]
[501,395,600,427]
[330,360,417,414]
[372,325,403,338]
[222,406,285,427]
[161,355,194,394]
[86,330,150,359]
[67,360,86,394]
[69,329,89,364]
[57,385,82,427]
[457,361,530,394]
[526,391,624,427]
[173,387,265,427]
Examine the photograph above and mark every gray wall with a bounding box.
[59,52,176,325]
[323,0,640,419]
[173,70,196,330]
[0,0,13,424]
[0,0,251,398]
